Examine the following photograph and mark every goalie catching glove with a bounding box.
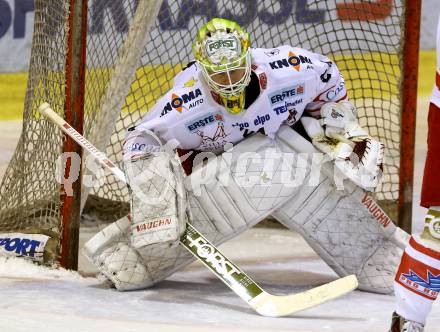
[301,101,384,190]
[123,129,188,249]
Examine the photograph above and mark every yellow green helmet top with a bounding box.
[192,18,251,114]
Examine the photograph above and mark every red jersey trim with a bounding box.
[410,236,440,261]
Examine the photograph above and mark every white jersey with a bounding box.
[131,45,347,153]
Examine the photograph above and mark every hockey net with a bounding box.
[0,0,418,266]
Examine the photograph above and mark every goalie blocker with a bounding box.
[123,129,188,250]
[85,124,409,294]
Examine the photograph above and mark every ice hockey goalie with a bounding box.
[84,18,409,295]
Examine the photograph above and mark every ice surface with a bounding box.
[1,228,439,332]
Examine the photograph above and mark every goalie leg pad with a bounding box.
[86,133,316,290]
[134,132,313,286]
[86,127,406,293]
[83,216,154,291]
[271,126,409,294]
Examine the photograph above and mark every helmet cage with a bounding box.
[199,50,251,98]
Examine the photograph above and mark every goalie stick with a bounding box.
[39,102,358,317]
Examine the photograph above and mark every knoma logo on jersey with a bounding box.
[269,51,312,71]
[161,88,203,116]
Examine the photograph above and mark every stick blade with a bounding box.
[251,274,358,317]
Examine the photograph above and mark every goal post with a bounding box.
[399,0,422,234]
[60,0,88,270]
[0,0,421,268]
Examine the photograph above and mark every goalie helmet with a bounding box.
[193,18,251,115]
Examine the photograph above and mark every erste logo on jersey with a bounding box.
[186,112,224,132]
[268,83,305,105]
[161,88,203,116]
[269,51,312,71]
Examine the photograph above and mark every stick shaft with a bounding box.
[39,103,126,183]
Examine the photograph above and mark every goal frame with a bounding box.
[61,0,88,269]
[399,0,422,234]
[59,0,421,268]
